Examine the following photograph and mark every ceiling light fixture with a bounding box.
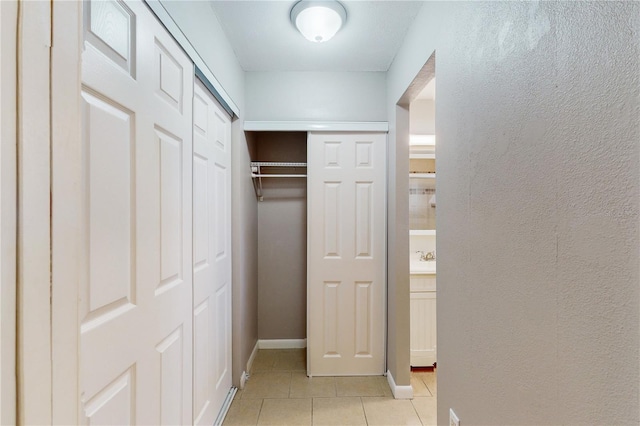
[410,135,436,146]
[291,0,347,43]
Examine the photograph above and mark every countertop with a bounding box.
[410,261,436,275]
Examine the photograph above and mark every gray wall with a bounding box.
[162,0,259,386]
[245,71,387,121]
[253,132,308,340]
[388,1,640,424]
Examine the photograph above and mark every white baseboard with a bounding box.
[258,339,307,349]
[246,340,259,374]
[386,369,413,399]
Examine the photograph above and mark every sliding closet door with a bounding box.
[79,1,193,423]
[307,132,386,376]
[192,79,232,425]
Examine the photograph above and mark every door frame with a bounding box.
[15,1,54,424]
[0,1,17,424]
[51,1,82,423]
[387,51,436,397]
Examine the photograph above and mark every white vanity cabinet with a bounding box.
[410,274,437,366]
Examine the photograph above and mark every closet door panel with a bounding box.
[80,1,194,425]
[192,79,232,426]
[308,132,386,376]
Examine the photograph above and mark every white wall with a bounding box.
[388,1,640,424]
[161,0,259,386]
[245,71,386,122]
[410,99,435,135]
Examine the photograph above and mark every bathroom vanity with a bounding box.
[410,272,437,367]
[409,230,437,367]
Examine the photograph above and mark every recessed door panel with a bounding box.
[193,154,209,269]
[84,0,136,76]
[193,300,210,421]
[323,282,340,357]
[355,182,373,259]
[157,127,184,296]
[324,182,341,259]
[354,281,372,357]
[83,367,135,426]
[154,39,183,112]
[82,90,136,326]
[156,328,183,426]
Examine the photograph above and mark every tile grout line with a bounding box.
[256,398,265,426]
[360,397,369,426]
[409,397,426,426]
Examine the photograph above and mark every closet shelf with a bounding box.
[250,161,307,201]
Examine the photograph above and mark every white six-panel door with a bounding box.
[307,132,386,376]
[192,79,232,425]
[80,1,194,423]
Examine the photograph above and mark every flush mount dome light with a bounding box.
[291,0,347,43]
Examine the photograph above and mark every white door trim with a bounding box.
[243,121,389,132]
[0,2,17,424]
[16,1,52,424]
[51,1,82,424]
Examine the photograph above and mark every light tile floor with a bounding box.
[223,349,437,426]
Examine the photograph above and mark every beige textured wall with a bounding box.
[388,1,639,423]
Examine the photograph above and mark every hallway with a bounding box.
[223,349,437,425]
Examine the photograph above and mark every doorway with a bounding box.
[391,51,436,415]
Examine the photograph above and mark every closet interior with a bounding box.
[246,131,308,343]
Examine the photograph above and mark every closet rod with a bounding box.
[250,161,307,167]
[251,174,307,178]
[250,161,307,201]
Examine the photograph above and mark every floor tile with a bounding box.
[361,397,422,426]
[251,350,279,372]
[415,371,437,396]
[223,398,263,426]
[257,398,312,425]
[312,397,366,426]
[412,397,437,426]
[242,372,292,399]
[273,349,306,371]
[290,372,336,398]
[410,374,432,397]
[335,376,391,397]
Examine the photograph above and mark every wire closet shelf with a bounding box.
[250,161,307,201]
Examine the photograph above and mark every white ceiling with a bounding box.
[209,1,424,72]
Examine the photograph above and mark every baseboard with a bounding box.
[246,340,259,374]
[258,339,307,349]
[386,369,413,399]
